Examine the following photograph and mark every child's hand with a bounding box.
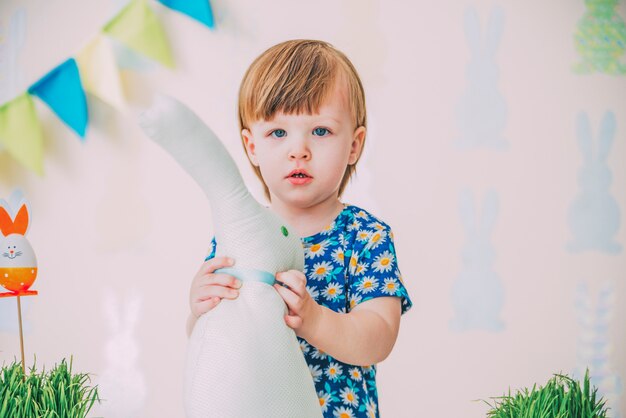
[273,270,323,340]
[190,257,242,318]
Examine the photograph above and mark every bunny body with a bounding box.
[139,96,322,418]
[450,189,504,332]
[0,191,38,297]
[567,112,622,254]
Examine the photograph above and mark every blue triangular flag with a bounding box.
[28,58,88,139]
[158,0,215,29]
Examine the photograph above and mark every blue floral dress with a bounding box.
[205,204,412,418]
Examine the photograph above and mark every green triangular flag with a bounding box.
[0,93,44,175]
[103,0,174,68]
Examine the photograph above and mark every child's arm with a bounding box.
[274,270,401,366]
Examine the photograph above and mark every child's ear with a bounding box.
[348,126,366,165]
[241,128,259,166]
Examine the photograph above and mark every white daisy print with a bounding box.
[306,285,320,300]
[340,387,359,407]
[305,240,328,259]
[349,254,359,272]
[333,406,355,418]
[331,247,345,264]
[320,222,335,235]
[325,362,343,381]
[318,391,331,413]
[356,230,371,242]
[354,262,368,276]
[348,367,362,381]
[323,282,343,300]
[311,261,333,280]
[355,210,369,220]
[349,294,362,310]
[368,221,385,231]
[382,277,399,295]
[311,347,328,360]
[357,276,379,294]
[347,218,361,231]
[366,399,377,418]
[309,364,323,383]
[367,229,387,250]
[299,340,310,354]
[372,250,395,273]
[362,365,375,376]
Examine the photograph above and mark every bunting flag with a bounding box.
[76,35,126,110]
[158,0,215,29]
[0,93,44,175]
[0,0,214,174]
[27,58,89,139]
[103,0,175,69]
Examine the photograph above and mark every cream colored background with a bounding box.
[1,0,625,417]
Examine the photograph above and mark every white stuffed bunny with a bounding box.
[456,5,507,151]
[139,95,322,418]
[450,189,504,332]
[567,111,621,254]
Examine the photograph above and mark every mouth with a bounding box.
[286,169,312,179]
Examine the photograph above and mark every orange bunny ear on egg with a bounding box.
[0,206,15,236]
[12,204,30,236]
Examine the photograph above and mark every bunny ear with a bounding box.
[0,205,13,237]
[458,188,477,236]
[576,112,593,164]
[479,190,499,234]
[463,6,482,54]
[484,6,505,57]
[12,203,30,236]
[596,111,615,162]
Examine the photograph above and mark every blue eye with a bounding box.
[313,127,330,136]
[271,129,287,138]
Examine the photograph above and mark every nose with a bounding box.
[288,138,311,161]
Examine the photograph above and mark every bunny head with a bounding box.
[0,191,38,294]
[576,112,615,191]
[458,189,498,269]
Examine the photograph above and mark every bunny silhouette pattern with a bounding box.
[574,0,626,75]
[96,290,147,418]
[456,6,508,151]
[567,111,622,254]
[574,280,623,417]
[450,189,505,332]
[0,190,38,298]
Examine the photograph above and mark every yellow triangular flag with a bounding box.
[76,35,126,110]
[0,93,44,175]
[103,0,174,68]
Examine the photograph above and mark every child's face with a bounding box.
[242,80,365,209]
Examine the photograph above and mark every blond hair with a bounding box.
[238,39,367,202]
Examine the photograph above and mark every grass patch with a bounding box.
[484,370,609,418]
[0,358,99,418]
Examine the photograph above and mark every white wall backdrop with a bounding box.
[1,0,625,417]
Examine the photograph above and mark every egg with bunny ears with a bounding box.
[0,190,38,297]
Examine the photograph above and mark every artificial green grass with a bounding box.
[484,370,609,418]
[0,358,99,418]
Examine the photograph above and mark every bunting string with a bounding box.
[0,0,214,175]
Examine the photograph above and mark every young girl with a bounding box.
[187,39,412,418]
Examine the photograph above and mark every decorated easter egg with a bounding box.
[0,234,38,293]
